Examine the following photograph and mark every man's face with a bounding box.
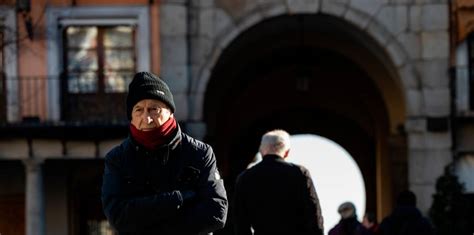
[131,99,173,131]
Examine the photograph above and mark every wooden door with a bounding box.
[0,195,25,235]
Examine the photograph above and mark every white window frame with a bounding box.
[46,6,150,121]
[0,6,19,122]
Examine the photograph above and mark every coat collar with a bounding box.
[262,154,285,162]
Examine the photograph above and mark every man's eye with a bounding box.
[150,108,161,113]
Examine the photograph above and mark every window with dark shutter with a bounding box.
[62,25,136,122]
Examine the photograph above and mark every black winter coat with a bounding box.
[232,155,324,235]
[328,217,372,235]
[379,206,433,235]
[101,126,228,235]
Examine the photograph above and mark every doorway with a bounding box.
[203,14,407,230]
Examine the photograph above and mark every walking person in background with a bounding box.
[101,72,228,234]
[329,202,372,235]
[378,190,434,235]
[362,212,379,234]
[233,129,324,235]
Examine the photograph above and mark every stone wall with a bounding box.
[159,0,451,214]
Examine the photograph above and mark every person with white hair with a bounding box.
[233,129,324,235]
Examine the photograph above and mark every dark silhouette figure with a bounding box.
[379,190,434,235]
[329,202,372,235]
[362,212,379,234]
[233,129,324,235]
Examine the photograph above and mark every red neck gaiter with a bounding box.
[130,117,177,150]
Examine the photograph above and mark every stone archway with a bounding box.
[160,0,451,224]
[200,13,407,221]
[191,1,419,126]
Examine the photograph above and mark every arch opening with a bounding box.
[203,13,408,224]
[287,134,367,233]
[248,134,368,233]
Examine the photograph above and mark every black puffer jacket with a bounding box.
[379,206,433,235]
[101,126,228,235]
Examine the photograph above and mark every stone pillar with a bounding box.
[407,129,452,214]
[185,121,207,140]
[160,0,190,120]
[23,158,46,235]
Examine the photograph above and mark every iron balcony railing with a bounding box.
[0,75,129,125]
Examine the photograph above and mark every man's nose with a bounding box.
[141,110,154,124]
[147,116,153,124]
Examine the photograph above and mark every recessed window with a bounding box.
[64,25,136,94]
[60,25,137,122]
[46,6,149,122]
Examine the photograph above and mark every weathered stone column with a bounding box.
[23,158,46,235]
[160,0,190,120]
[185,121,207,140]
[406,126,452,214]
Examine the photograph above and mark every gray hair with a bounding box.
[259,129,291,157]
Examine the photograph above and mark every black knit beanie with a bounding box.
[126,72,175,120]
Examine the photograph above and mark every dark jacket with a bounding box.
[379,206,433,235]
[233,154,324,235]
[328,217,373,235]
[101,126,228,235]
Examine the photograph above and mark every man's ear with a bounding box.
[283,149,290,159]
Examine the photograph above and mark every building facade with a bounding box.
[0,0,160,234]
[1,0,472,234]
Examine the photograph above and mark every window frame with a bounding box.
[46,6,150,121]
[62,25,137,94]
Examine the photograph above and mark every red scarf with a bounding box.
[130,117,177,150]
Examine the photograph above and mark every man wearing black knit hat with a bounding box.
[101,72,228,235]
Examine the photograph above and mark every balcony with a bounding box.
[0,75,129,140]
